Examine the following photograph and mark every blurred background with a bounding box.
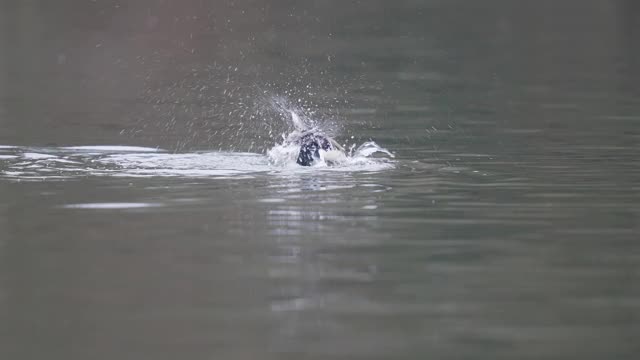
[2,0,638,151]
[1,1,639,359]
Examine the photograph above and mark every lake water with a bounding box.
[1,1,639,359]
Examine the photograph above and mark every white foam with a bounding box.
[352,141,395,158]
[267,138,395,172]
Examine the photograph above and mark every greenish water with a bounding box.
[1,1,639,359]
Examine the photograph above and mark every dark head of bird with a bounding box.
[296,132,333,166]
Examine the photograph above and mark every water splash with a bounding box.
[266,138,394,170]
[0,96,395,180]
[0,143,393,181]
[265,103,394,169]
[352,141,395,158]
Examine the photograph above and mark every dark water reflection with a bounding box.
[1,1,639,359]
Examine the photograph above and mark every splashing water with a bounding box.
[0,99,394,180]
[266,106,394,169]
[267,129,394,170]
[0,143,393,181]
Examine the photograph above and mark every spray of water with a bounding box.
[263,98,394,169]
[0,90,395,180]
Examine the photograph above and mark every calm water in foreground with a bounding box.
[1,1,639,359]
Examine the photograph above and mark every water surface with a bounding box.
[1,1,639,359]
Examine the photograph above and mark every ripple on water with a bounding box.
[0,145,395,181]
[61,202,164,209]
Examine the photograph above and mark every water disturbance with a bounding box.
[0,107,395,181]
